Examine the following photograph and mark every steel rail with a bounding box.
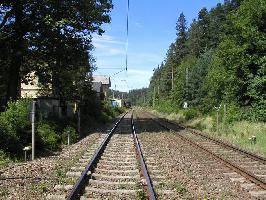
[148,114,266,190]
[131,112,156,200]
[148,112,266,163]
[67,112,128,200]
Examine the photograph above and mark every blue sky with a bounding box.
[92,0,223,92]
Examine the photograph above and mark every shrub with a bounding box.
[98,111,112,123]
[0,99,31,132]
[113,106,125,115]
[0,121,21,155]
[61,126,78,145]
[37,122,60,151]
[183,108,198,121]
[0,99,31,155]
[0,150,12,166]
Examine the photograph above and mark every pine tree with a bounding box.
[175,12,187,60]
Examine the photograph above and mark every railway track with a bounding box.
[48,111,161,199]
[144,111,266,199]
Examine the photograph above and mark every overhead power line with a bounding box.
[125,0,129,71]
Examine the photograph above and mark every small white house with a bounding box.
[111,98,125,107]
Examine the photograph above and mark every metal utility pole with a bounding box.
[31,100,36,160]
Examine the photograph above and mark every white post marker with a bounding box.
[23,146,31,161]
[31,101,36,160]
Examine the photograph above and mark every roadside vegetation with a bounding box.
[148,107,266,156]
[0,98,124,167]
[130,0,265,156]
[0,1,119,166]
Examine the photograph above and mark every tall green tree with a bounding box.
[0,0,113,105]
[175,12,188,60]
[212,0,266,120]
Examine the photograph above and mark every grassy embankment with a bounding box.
[144,108,266,156]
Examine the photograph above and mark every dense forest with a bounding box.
[131,0,265,122]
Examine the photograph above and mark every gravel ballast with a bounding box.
[0,132,103,200]
[135,110,257,199]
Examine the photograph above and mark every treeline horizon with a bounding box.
[130,0,265,122]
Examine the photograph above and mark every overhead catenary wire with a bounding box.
[104,0,129,77]
[97,0,130,79]
[125,0,129,72]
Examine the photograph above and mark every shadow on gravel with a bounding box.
[135,118,184,134]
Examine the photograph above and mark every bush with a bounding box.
[0,99,31,155]
[113,106,125,115]
[155,100,178,114]
[183,108,198,121]
[98,111,112,123]
[0,121,21,156]
[61,126,78,145]
[96,101,125,124]
[0,99,31,132]
[37,123,60,151]
[0,150,12,166]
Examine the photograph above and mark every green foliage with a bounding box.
[127,88,149,106]
[220,0,265,121]
[143,0,265,123]
[0,99,31,155]
[61,126,78,145]
[1,0,113,104]
[172,55,198,107]
[37,122,60,151]
[0,150,11,167]
[174,181,187,195]
[99,101,125,123]
[155,100,178,114]
[0,99,31,132]
[0,121,20,155]
[182,108,199,121]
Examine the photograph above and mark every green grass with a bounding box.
[147,108,266,156]
[216,121,266,156]
[136,182,146,200]
[0,150,12,169]
[174,181,187,195]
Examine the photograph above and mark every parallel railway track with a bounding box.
[47,110,266,199]
[144,111,266,198]
[52,111,157,200]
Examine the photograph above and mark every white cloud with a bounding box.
[92,33,125,56]
[92,34,125,45]
[93,42,107,49]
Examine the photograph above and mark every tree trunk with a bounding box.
[6,1,24,101]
